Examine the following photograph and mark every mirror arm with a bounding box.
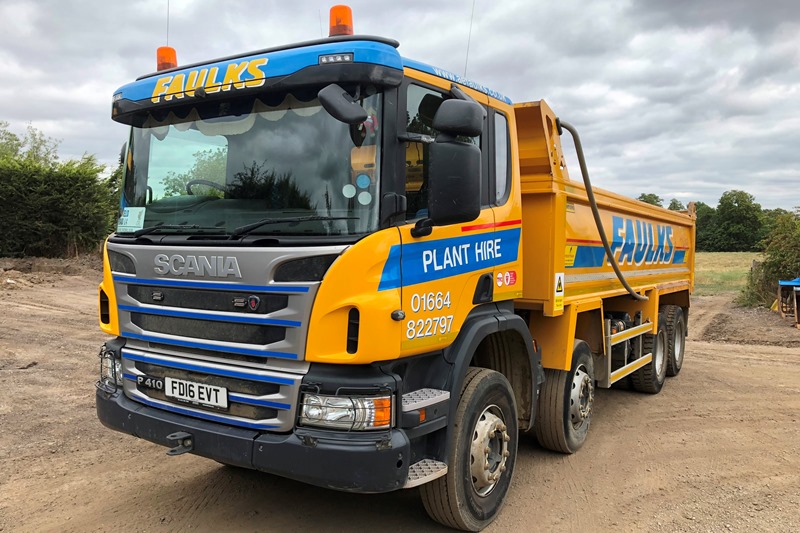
[449,84,486,119]
[410,218,433,238]
[398,132,435,144]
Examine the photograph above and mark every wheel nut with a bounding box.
[484,461,490,470]
[503,434,510,442]
[500,465,506,472]
[503,450,510,457]
[484,446,491,454]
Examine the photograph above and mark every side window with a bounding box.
[494,112,510,204]
[404,84,483,219]
[405,85,444,219]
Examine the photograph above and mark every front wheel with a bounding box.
[420,368,518,531]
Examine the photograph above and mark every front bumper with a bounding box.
[96,388,411,493]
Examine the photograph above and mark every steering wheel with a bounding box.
[186,179,227,195]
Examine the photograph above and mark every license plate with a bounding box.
[136,374,164,391]
[165,377,228,409]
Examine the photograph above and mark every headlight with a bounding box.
[299,393,392,431]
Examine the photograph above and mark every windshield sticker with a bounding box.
[117,207,146,233]
[357,191,372,205]
[342,184,356,198]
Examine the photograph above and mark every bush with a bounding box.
[0,156,115,257]
[739,213,800,306]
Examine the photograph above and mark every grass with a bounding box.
[694,252,760,295]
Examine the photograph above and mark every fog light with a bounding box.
[98,344,124,389]
[299,393,392,431]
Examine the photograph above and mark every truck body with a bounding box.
[96,10,694,530]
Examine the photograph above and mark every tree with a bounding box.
[668,198,685,211]
[759,207,790,247]
[227,162,314,209]
[0,121,60,167]
[694,201,717,251]
[714,190,762,252]
[637,193,663,207]
[162,147,227,197]
[0,121,22,160]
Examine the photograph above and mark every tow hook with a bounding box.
[166,431,194,456]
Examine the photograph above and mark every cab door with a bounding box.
[397,83,498,357]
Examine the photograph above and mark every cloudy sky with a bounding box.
[1,0,798,209]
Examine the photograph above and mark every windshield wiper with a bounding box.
[230,216,357,237]
[131,224,226,238]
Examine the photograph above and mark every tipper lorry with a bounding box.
[96,6,695,530]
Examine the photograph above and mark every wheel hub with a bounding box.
[569,365,593,430]
[469,405,509,496]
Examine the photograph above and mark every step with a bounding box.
[401,388,450,412]
[404,459,447,488]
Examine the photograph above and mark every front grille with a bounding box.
[135,361,280,396]
[122,349,301,431]
[144,388,278,420]
[131,313,285,345]
[127,284,288,314]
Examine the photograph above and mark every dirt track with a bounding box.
[1,268,799,532]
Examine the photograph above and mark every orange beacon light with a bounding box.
[157,46,178,71]
[329,5,354,36]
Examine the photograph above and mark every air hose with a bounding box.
[557,119,647,302]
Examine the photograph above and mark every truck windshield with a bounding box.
[120,90,382,239]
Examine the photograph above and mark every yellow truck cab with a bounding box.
[96,7,694,531]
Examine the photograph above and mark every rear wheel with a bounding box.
[663,305,686,377]
[420,368,518,531]
[535,341,595,454]
[631,313,668,394]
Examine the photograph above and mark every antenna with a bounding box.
[463,0,477,77]
[319,9,324,38]
[166,0,170,46]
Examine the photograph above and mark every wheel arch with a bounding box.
[443,303,542,437]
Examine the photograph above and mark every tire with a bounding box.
[535,341,595,454]
[631,313,668,394]
[663,305,686,377]
[420,368,518,531]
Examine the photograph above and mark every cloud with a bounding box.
[0,0,798,208]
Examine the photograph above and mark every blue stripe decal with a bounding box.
[228,393,292,410]
[120,332,298,360]
[123,372,138,381]
[117,305,301,328]
[128,394,280,430]
[570,246,607,269]
[121,350,296,385]
[379,228,521,291]
[113,275,309,294]
[567,245,689,269]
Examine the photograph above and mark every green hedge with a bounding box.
[0,157,115,257]
[739,213,800,306]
